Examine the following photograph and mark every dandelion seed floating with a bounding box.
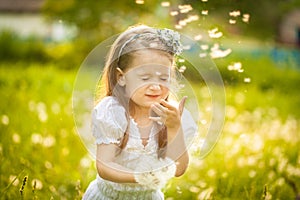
[178,4,193,13]
[31,179,43,190]
[1,114,9,125]
[200,44,209,50]
[135,0,144,4]
[174,24,182,29]
[194,34,202,41]
[201,10,208,15]
[179,66,186,73]
[12,133,21,144]
[229,19,237,24]
[242,14,250,23]
[199,53,207,58]
[210,48,232,59]
[161,1,170,7]
[208,28,223,38]
[244,77,251,83]
[228,62,242,71]
[170,11,179,16]
[182,45,191,50]
[229,10,241,17]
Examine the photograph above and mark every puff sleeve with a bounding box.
[181,108,198,146]
[92,96,128,145]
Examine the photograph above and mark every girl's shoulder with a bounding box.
[95,96,122,110]
[92,96,127,144]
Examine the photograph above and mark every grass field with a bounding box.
[0,50,300,199]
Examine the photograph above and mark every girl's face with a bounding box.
[120,50,172,108]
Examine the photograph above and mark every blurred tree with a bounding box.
[42,0,170,40]
[185,0,300,39]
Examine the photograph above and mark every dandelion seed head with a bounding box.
[80,157,92,168]
[248,170,256,178]
[268,171,276,180]
[9,175,20,186]
[28,100,35,112]
[222,172,228,178]
[196,180,207,188]
[49,185,57,193]
[45,161,53,169]
[275,177,285,186]
[226,105,237,119]
[12,133,21,144]
[51,103,61,114]
[43,136,56,147]
[31,133,43,144]
[32,179,43,190]
[189,186,200,193]
[207,169,216,177]
[1,114,9,125]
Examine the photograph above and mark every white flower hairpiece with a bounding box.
[157,28,183,55]
[118,28,183,60]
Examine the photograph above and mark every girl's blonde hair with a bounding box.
[97,25,181,158]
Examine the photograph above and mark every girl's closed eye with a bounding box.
[141,76,150,81]
[160,76,169,82]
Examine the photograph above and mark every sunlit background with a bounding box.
[0,0,300,199]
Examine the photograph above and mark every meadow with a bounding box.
[0,44,300,199]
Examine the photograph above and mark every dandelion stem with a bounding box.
[0,169,25,198]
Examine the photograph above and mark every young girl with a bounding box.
[83,25,197,200]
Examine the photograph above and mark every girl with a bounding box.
[83,25,197,200]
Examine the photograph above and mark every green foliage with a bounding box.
[0,55,300,199]
[0,30,50,63]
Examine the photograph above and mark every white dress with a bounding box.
[83,96,197,200]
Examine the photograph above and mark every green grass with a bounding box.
[0,57,299,199]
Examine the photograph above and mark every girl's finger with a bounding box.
[159,99,176,110]
[151,104,167,116]
[178,96,187,115]
[149,116,164,125]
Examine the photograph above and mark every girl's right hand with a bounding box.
[149,96,187,134]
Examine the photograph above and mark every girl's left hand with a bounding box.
[149,96,187,133]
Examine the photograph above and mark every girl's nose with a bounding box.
[149,84,160,90]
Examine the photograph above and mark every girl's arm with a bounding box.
[96,143,136,183]
[150,97,190,177]
[165,127,189,177]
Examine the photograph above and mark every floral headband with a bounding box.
[118,28,183,60]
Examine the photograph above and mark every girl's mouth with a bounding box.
[145,94,160,98]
